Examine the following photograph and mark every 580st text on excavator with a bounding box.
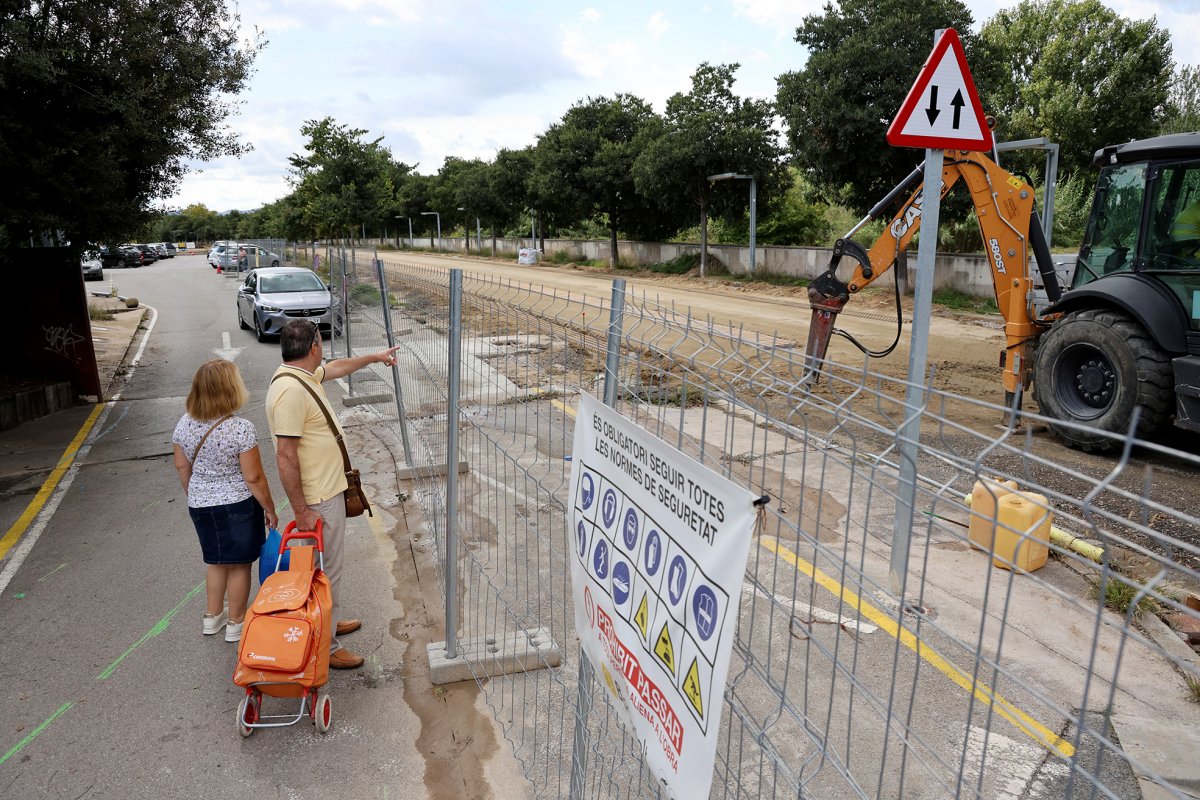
[804,131,1200,452]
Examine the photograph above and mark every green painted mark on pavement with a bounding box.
[142,499,161,513]
[96,582,204,680]
[37,563,67,582]
[0,702,72,767]
[12,592,23,599]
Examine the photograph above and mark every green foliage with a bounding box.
[288,118,401,239]
[981,0,1172,175]
[776,0,986,213]
[0,0,261,248]
[1161,65,1200,136]
[756,168,832,246]
[534,94,671,266]
[932,288,999,314]
[1093,576,1160,617]
[349,283,382,306]
[1049,170,1095,249]
[88,303,115,321]
[646,254,701,275]
[633,63,785,259]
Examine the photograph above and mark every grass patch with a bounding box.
[349,283,382,306]
[1187,675,1200,704]
[645,253,701,275]
[726,271,811,288]
[932,287,999,314]
[1093,576,1160,617]
[88,303,115,321]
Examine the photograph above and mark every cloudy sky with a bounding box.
[167,0,1200,213]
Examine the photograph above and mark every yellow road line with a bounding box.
[760,536,1074,758]
[552,394,1072,757]
[0,403,106,562]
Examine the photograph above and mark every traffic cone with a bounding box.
[217,263,222,274]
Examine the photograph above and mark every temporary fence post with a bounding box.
[569,278,627,799]
[342,246,353,395]
[375,256,414,464]
[889,147,944,596]
[444,269,464,660]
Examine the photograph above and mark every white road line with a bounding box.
[742,584,878,634]
[0,305,158,594]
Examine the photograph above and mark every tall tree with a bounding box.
[0,0,261,249]
[633,63,784,275]
[981,0,1172,174]
[535,94,668,267]
[288,118,399,240]
[776,0,986,212]
[1160,64,1200,136]
[490,147,536,240]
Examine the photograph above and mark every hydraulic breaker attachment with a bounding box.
[804,266,851,376]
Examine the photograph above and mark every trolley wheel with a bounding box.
[314,692,332,734]
[237,696,257,737]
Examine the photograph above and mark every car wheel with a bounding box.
[254,315,268,343]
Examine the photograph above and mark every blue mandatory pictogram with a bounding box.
[622,508,639,550]
[593,539,610,580]
[580,473,595,510]
[668,555,688,605]
[601,488,618,528]
[644,529,662,576]
[693,584,719,641]
[612,561,631,606]
[576,521,588,558]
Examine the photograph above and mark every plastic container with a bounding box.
[968,478,1019,550]
[992,491,1052,572]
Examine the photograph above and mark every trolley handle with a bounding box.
[281,519,325,553]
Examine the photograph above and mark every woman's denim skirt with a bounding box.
[188,495,265,565]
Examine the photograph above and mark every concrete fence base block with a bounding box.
[395,461,470,481]
[341,393,393,407]
[427,627,561,685]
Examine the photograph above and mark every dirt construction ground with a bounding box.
[386,251,1200,588]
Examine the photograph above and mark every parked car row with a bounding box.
[208,241,281,271]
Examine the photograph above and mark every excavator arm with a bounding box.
[805,149,1060,398]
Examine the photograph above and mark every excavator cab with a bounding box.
[1034,133,1200,449]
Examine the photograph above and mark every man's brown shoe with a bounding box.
[335,619,361,636]
[329,648,365,669]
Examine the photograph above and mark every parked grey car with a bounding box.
[219,243,281,272]
[236,267,332,342]
[81,252,103,281]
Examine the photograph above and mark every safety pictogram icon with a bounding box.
[655,622,676,675]
[886,28,992,151]
[683,658,704,719]
[634,593,649,639]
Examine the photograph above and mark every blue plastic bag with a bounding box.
[258,527,290,584]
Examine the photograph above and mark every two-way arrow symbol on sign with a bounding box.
[926,86,967,129]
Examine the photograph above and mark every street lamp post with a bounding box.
[420,211,440,249]
[394,215,412,249]
[707,172,757,274]
[457,207,483,254]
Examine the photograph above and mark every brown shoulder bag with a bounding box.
[272,373,372,518]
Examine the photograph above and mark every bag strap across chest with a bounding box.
[271,372,352,472]
[190,415,233,464]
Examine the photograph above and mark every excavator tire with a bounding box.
[1033,309,1174,452]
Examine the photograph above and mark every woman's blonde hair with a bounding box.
[186,359,248,421]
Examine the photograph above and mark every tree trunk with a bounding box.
[491,224,497,257]
[609,221,619,269]
[699,203,708,278]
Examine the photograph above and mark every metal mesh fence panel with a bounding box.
[330,247,1200,799]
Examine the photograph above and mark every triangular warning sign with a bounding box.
[886,28,992,152]
[682,658,704,719]
[654,623,675,675]
[634,593,649,639]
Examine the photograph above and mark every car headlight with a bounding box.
[259,305,282,313]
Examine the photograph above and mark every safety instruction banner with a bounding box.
[567,393,757,799]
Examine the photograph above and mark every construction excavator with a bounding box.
[803,131,1200,452]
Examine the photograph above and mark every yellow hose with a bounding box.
[961,493,1103,562]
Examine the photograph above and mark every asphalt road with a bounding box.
[0,256,520,800]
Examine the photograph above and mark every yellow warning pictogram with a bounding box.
[601,663,620,698]
[634,593,649,639]
[682,658,704,719]
[654,623,675,675]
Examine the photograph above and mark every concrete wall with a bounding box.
[376,235,999,298]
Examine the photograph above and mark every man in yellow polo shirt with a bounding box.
[265,319,400,669]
